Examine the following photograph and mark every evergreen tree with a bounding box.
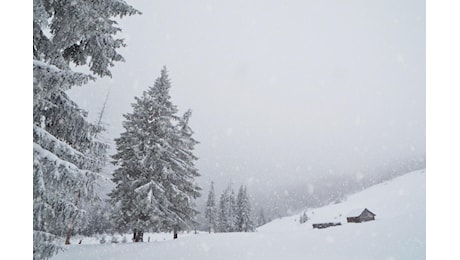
[217,184,236,232]
[33,0,139,258]
[78,88,115,237]
[256,208,267,227]
[109,67,201,241]
[217,192,227,232]
[299,211,309,224]
[78,203,113,236]
[204,181,217,233]
[235,185,254,232]
[168,108,201,239]
[229,187,237,232]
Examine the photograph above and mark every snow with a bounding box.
[33,60,61,72]
[52,169,425,259]
[345,208,371,217]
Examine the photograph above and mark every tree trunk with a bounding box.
[173,226,178,239]
[133,229,144,242]
[139,230,144,242]
[133,228,144,242]
[65,224,72,245]
[65,190,80,245]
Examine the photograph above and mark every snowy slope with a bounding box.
[52,169,425,260]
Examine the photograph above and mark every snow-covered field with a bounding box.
[52,169,425,260]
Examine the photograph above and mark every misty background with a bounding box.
[68,0,425,222]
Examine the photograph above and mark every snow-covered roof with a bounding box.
[346,208,375,217]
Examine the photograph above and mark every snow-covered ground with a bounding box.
[52,169,425,259]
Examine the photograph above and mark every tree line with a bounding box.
[205,182,255,233]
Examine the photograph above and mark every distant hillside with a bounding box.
[257,169,426,259]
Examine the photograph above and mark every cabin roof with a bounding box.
[346,208,376,217]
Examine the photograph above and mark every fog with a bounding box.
[69,0,425,217]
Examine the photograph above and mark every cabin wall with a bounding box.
[347,217,360,223]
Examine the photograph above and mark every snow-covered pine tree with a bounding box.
[168,108,201,239]
[229,187,238,232]
[299,211,309,224]
[78,201,113,236]
[235,185,254,232]
[217,192,227,232]
[33,1,139,259]
[205,181,217,233]
[77,90,115,237]
[217,184,237,232]
[256,208,267,227]
[110,67,201,241]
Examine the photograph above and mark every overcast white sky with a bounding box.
[69,0,425,193]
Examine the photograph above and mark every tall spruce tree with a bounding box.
[205,181,217,233]
[217,192,227,232]
[235,185,254,232]
[110,67,201,241]
[217,184,237,232]
[33,0,139,259]
[169,109,201,239]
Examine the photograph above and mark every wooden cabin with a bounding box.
[346,208,376,223]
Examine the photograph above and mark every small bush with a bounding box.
[299,211,309,224]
